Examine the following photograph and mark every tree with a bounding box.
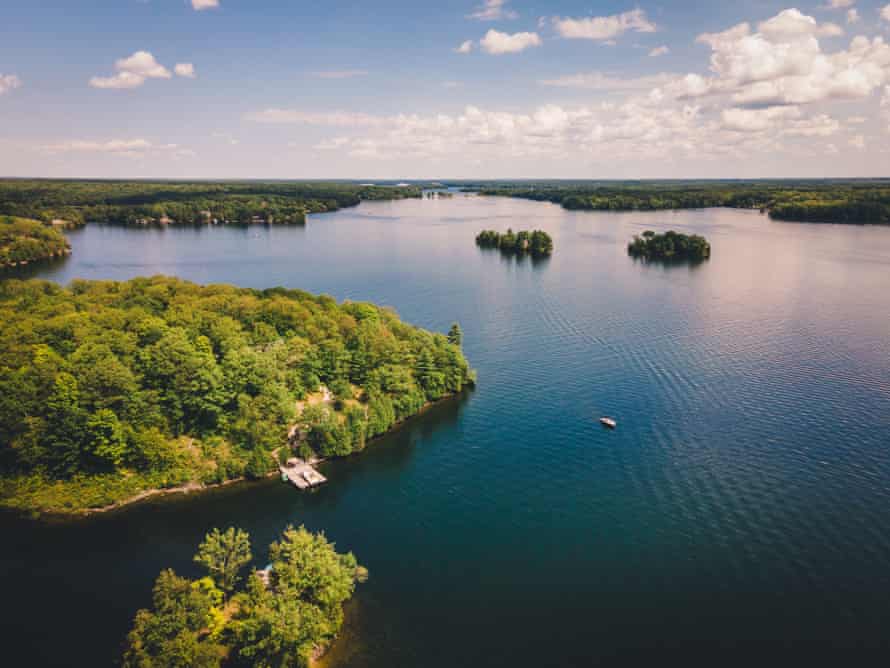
[194,527,253,598]
[447,322,463,347]
[122,569,223,668]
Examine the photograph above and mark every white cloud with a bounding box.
[174,63,196,78]
[540,71,675,91]
[784,114,841,136]
[116,51,171,78]
[467,0,517,21]
[849,134,865,148]
[692,9,890,107]
[552,9,656,42]
[89,51,175,89]
[649,46,670,57]
[42,138,195,159]
[847,9,860,23]
[455,40,474,54]
[824,0,854,8]
[311,70,368,79]
[721,106,801,133]
[192,0,219,10]
[882,4,890,21]
[89,71,149,89]
[479,29,541,54]
[0,73,22,96]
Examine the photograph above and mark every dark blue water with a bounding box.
[3,195,890,665]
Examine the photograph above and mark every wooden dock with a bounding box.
[279,458,327,490]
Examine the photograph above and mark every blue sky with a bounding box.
[1,0,890,178]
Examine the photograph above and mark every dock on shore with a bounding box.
[279,458,327,490]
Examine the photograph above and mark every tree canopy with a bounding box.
[0,216,70,268]
[0,180,422,227]
[475,229,553,257]
[123,525,365,668]
[0,276,474,513]
[628,230,711,261]
[463,180,890,224]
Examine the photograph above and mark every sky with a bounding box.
[1,0,890,179]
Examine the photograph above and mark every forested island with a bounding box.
[459,180,890,225]
[123,525,367,667]
[628,230,711,261]
[1,216,71,268]
[0,276,474,514]
[476,229,553,257]
[0,180,423,227]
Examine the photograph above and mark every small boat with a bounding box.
[599,417,617,429]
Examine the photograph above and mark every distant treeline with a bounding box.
[0,216,70,268]
[628,230,711,261]
[459,181,890,224]
[476,229,553,256]
[0,180,423,227]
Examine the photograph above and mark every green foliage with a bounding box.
[194,527,253,597]
[475,228,553,256]
[122,569,225,668]
[627,230,711,261]
[447,322,462,347]
[0,180,422,227]
[124,526,365,668]
[470,181,890,224]
[229,525,365,667]
[0,276,474,512]
[0,216,70,267]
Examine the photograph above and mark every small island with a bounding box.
[628,230,711,261]
[0,276,474,514]
[123,525,367,667]
[476,228,553,257]
[0,216,70,268]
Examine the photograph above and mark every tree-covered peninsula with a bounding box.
[0,179,422,227]
[476,229,553,257]
[462,180,890,225]
[0,216,71,268]
[628,230,711,261]
[0,276,474,514]
[123,525,367,668]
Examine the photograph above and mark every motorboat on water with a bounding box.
[599,417,617,429]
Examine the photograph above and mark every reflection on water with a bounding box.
[3,196,890,665]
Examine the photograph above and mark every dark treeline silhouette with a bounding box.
[458,181,890,224]
[0,180,423,227]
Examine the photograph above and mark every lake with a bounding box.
[3,193,890,665]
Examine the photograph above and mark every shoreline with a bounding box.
[13,389,470,521]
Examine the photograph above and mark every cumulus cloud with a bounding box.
[882,4,890,22]
[552,9,656,42]
[467,0,517,21]
[192,0,219,10]
[691,9,890,107]
[174,63,196,78]
[90,51,179,89]
[847,9,860,23]
[649,46,670,57]
[849,134,865,149]
[0,73,22,96]
[455,40,474,54]
[479,29,541,54]
[823,0,854,8]
[721,106,801,132]
[42,138,195,159]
